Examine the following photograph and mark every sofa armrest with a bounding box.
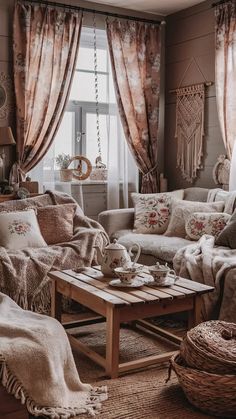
[98,208,134,238]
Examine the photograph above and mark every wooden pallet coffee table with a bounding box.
[49,266,214,378]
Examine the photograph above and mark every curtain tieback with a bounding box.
[9,162,26,185]
[143,164,158,179]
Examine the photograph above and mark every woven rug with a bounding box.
[72,322,213,419]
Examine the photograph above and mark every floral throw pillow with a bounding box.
[164,199,225,238]
[131,192,176,234]
[0,209,47,250]
[185,212,231,241]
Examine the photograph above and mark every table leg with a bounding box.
[106,306,120,378]
[51,280,62,322]
[188,295,202,329]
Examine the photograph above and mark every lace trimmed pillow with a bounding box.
[164,199,225,238]
[131,190,184,234]
[0,209,47,250]
[185,212,231,241]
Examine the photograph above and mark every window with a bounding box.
[53,26,117,168]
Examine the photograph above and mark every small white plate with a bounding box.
[109,278,144,288]
[149,277,176,287]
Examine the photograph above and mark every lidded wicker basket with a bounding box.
[171,353,236,417]
[180,320,236,374]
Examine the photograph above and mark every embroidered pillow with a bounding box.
[0,209,47,250]
[131,190,184,234]
[185,212,231,241]
[36,203,76,245]
[164,199,225,238]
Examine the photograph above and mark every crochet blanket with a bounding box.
[0,292,107,418]
[174,235,236,322]
[0,191,108,313]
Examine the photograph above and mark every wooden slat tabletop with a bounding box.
[65,269,144,305]
[50,266,214,307]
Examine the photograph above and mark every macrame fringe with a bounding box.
[175,83,205,182]
[3,284,51,315]
[0,355,108,418]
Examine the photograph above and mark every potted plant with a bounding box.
[55,154,73,182]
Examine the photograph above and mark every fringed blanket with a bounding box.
[0,191,108,313]
[0,292,107,418]
[174,235,236,322]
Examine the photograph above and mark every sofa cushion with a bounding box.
[185,212,231,241]
[215,211,236,249]
[115,230,192,263]
[165,199,225,238]
[0,209,47,250]
[131,190,184,235]
[37,203,76,245]
[184,187,209,202]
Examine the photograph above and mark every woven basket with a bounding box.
[180,320,236,374]
[171,353,236,417]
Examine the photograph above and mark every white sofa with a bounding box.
[98,187,226,266]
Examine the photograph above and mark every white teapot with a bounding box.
[94,240,141,277]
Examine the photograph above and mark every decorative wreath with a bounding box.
[69,155,92,181]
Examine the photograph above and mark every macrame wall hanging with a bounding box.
[170,58,213,183]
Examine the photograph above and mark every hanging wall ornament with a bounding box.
[170,57,213,183]
[175,83,205,182]
[89,12,108,182]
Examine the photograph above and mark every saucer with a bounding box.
[149,277,176,287]
[109,278,144,288]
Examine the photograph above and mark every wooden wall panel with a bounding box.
[165,0,226,190]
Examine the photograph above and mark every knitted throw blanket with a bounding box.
[174,235,236,322]
[0,292,108,417]
[0,191,108,313]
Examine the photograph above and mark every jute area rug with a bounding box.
[71,322,214,419]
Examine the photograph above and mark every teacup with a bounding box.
[148,263,176,285]
[114,266,142,284]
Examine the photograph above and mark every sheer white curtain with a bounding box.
[107,109,138,209]
[29,147,55,193]
[107,44,138,210]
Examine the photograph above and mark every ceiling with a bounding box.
[84,0,206,16]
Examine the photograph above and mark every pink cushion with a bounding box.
[37,203,76,245]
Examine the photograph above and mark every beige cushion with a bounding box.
[165,199,225,238]
[116,230,191,263]
[0,209,47,250]
[215,211,236,249]
[185,212,231,241]
[37,203,76,245]
[131,190,184,234]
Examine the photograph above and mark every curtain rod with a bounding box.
[212,0,231,7]
[21,0,165,25]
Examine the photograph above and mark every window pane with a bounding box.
[70,72,108,102]
[76,47,107,72]
[54,112,74,164]
[86,113,108,166]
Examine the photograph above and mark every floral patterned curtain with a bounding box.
[106,20,161,193]
[215,1,236,161]
[11,1,82,182]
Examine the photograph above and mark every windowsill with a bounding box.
[44,180,107,185]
